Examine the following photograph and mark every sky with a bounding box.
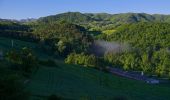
[0,0,170,20]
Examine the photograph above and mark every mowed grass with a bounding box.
[27,61,170,100]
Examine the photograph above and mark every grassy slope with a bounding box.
[28,61,170,100]
[1,37,170,100]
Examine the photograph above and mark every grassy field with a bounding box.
[1,37,170,100]
[27,61,170,100]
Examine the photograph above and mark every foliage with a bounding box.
[6,47,38,73]
[65,52,97,67]
[34,22,93,56]
[100,22,170,77]
[104,51,140,70]
[104,22,170,49]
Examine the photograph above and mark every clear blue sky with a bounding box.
[0,0,170,20]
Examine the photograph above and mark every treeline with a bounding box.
[65,53,97,67]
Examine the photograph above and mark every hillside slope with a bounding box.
[28,61,170,100]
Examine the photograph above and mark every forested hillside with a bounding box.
[98,22,170,77]
[38,12,170,24]
[33,21,93,56]
[38,12,94,23]
[38,12,170,30]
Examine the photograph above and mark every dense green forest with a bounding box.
[98,22,170,77]
[1,12,170,100]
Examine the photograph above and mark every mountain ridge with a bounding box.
[37,12,170,24]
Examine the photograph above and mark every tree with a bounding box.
[141,53,151,72]
[104,52,122,67]
[6,47,38,73]
[57,40,66,53]
[65,52,75,64]
[121,53,136,70]
[65,53,97,67]
[155,50,170,77]
[20,47,38,73]
[6,50,22,69]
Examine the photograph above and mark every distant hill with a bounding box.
[19,18,37,23]
[2,12,170,30]
[38,12,94,23]
[0,18,19,23]
[38,12,170,24]
[0,18,37,24]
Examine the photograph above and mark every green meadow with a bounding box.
[27,62,170,100]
